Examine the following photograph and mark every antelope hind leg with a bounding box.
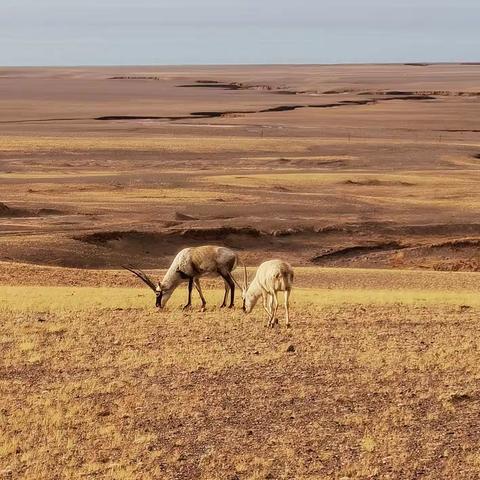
[194,278,207,312]
[220,278,229,308]
[182,278,194,310]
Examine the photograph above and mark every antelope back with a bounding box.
[190,245,237,274]
[257,259,294,291]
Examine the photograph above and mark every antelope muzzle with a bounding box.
[155,291,163,308]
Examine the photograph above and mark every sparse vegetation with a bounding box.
[1,268,479,479]
[1,64,480,478]
[0,135,319,154]
[208,171,478,189]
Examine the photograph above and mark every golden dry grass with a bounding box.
[0,136,315,154]
[1,136,478,155]
[0,171,119,180]
[33,188,245,205]
[0,285,479,314]
[207,171,480,212]
[1,266,480,479]
[207,171,480,188]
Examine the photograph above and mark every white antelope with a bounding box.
[124,245,239,310]
[240,259,294,327]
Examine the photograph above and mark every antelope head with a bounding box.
[123,266,164,308]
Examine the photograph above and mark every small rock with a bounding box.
[0,467,12,477]
[37,317,46,322]
[450,392,472,403]
[286,344,295,353]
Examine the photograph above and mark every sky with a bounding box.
[1,0,479,66]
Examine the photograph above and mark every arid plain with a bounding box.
[1,64,480,479]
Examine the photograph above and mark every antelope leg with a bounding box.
[227,274,235,308]
[271,292,279,327]
[182,278,194,310]
[267,294,275,327]
[219,272,235,308]
[284,290,291,327]
[262,292,271,317]
[220,279,230,308]
[193,278,207,311]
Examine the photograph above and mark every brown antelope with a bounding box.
[124,245,238,310]
[240,259,294,327]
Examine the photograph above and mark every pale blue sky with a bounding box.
[1,0,479,65]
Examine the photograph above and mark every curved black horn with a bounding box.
[231,274,244,291]
[232,259,247,291]
[122,265,157,292]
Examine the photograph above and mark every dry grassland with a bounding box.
[1,267,479,479]
[0,136,319,155]
[208,172,479,187]
[1,65,480,479]
[2,135,478,156]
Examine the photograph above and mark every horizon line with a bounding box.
[1,60,480,69]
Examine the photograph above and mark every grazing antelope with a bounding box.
[240,259,294,327]
[124,245,238,310]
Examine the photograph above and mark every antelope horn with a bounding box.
[243,264,248,290]
[122,265,157,292]
[231,274,244,291]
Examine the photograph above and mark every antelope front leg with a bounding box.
[267,293,276,328]
[272,292,278,327]
[183,278,193,310]
[270,292,279,327]
[262,292,271,324]
[284,289,291,328]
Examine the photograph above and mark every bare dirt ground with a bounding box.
[0,64,479,270]
[1,65,480,479]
